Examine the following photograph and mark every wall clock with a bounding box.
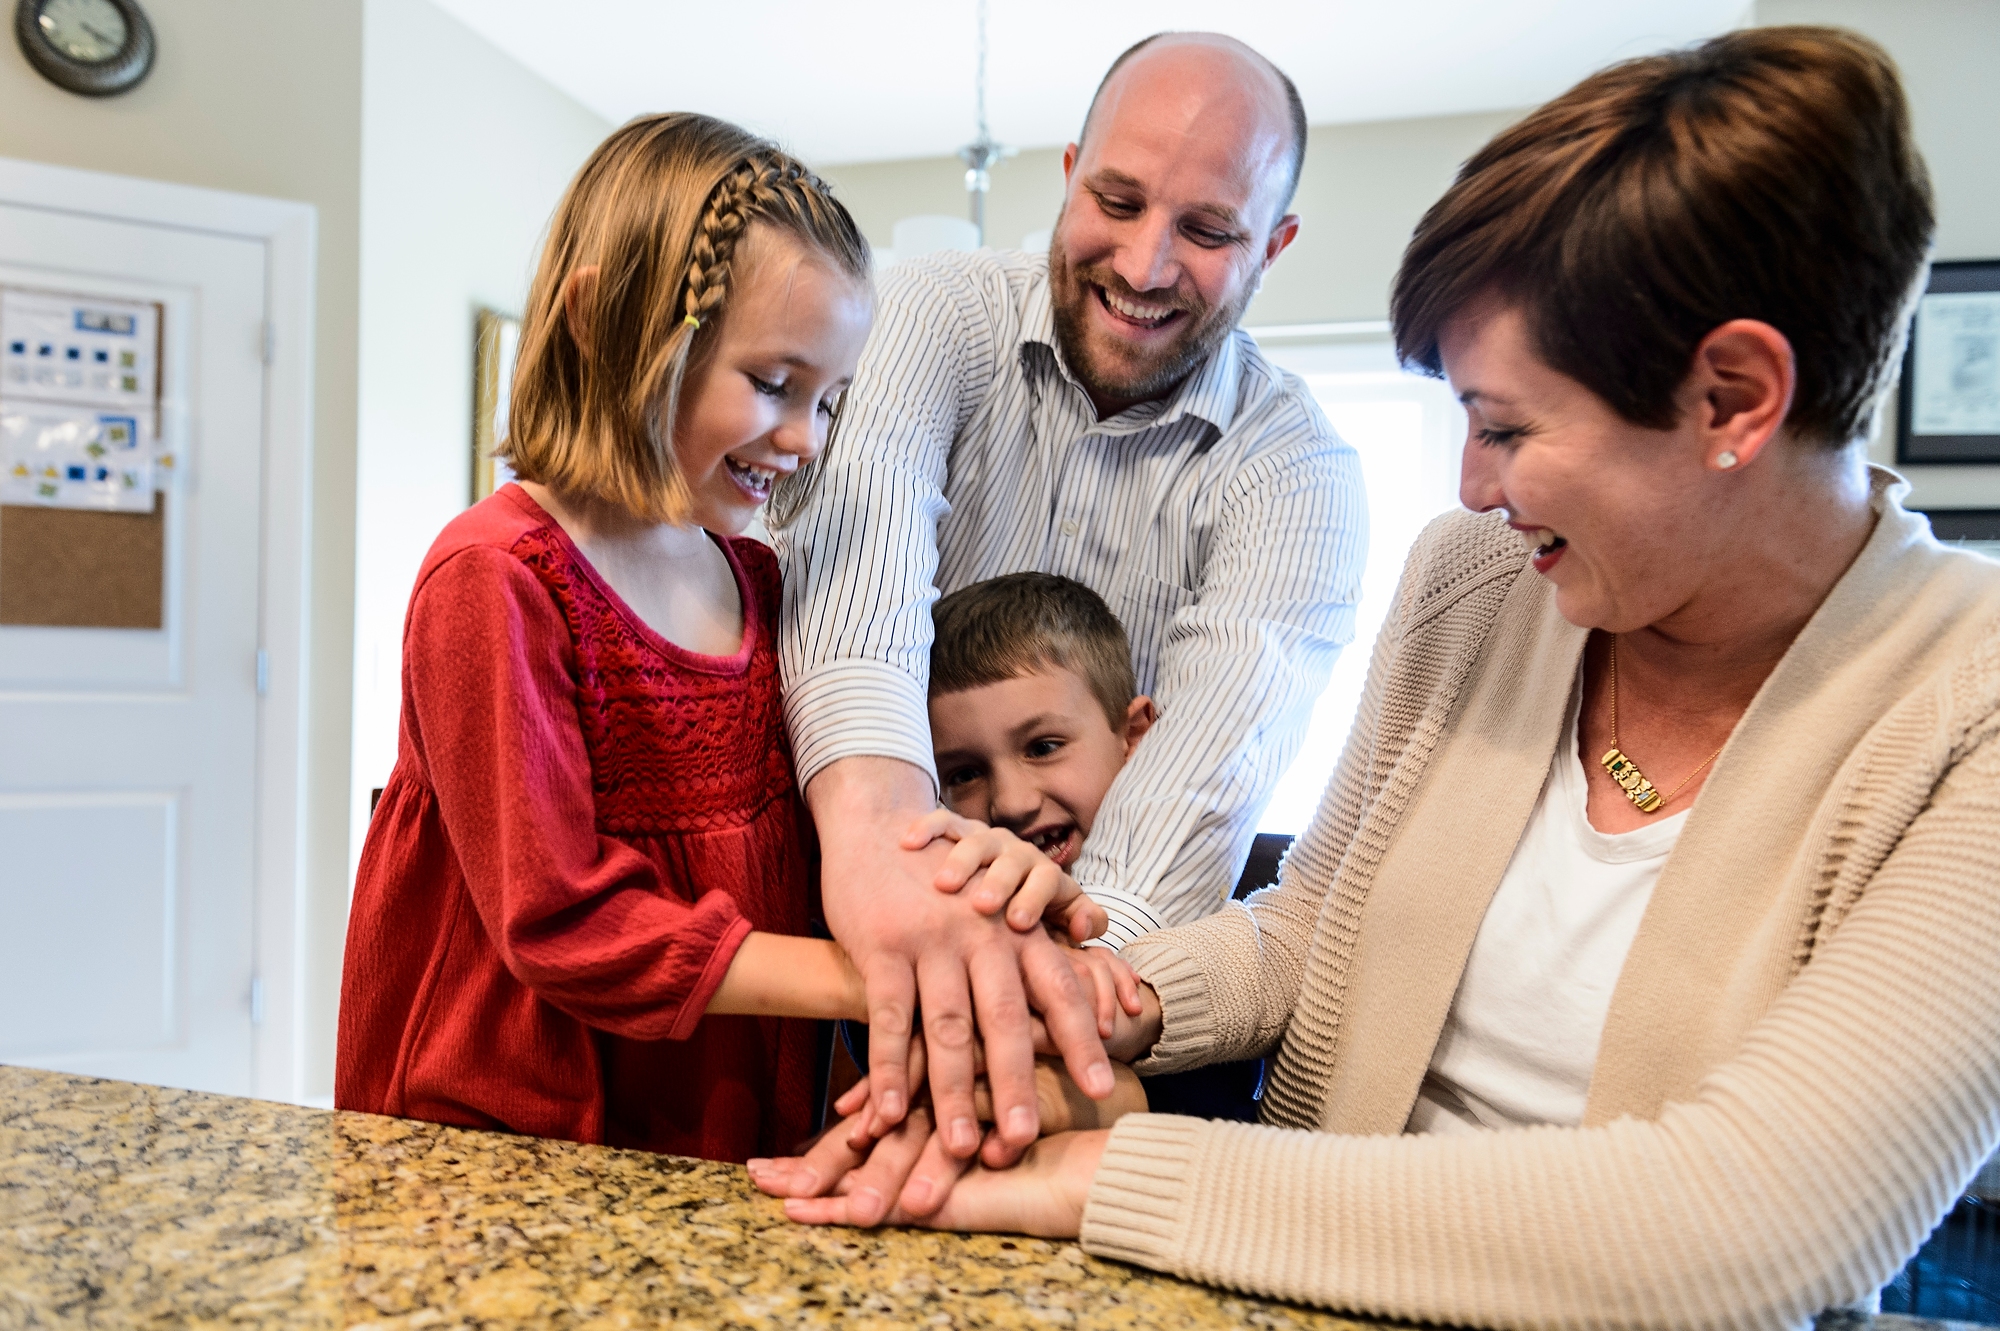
[14,0,155,97]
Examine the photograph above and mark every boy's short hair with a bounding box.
[930,574,1136,731]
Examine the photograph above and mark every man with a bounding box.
[772,32,1365,1195]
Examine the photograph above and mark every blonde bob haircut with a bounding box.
[500,113,870,523]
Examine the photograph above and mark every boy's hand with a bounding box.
[901,809,1108,943]
[1055,940,1146,1047]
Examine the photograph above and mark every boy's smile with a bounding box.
[929,665,1155,867]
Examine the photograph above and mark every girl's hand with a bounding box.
[901,810,1109,943]
[768,1128,1111,1237]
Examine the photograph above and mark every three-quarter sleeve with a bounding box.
[404,547,751,1041]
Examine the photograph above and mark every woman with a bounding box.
[755,24,2000,1327]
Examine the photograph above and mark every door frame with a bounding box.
[0,156,316,1103]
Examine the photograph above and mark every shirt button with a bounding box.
[1060,519,1079,538]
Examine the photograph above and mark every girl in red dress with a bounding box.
[335,114,880,1163]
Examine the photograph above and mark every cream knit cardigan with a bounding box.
[1082,471,2000,1329]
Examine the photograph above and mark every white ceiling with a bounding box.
[430,1,1751,166]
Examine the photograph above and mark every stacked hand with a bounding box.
[747,930,1163,1232]
[811,758,1125,1160]
[800,758,1164,1232]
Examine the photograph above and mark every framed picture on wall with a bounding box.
[1897,259,2000,465]
[471,308,521,503]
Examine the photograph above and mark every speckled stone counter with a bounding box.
[0,1064,1381,1329]
[3,1066,1985,1330]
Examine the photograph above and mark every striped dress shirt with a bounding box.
[772,248,1367,946]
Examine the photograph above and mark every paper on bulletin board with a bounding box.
[0,288,159,411]
[0,401,155,512]
[0,288,165,511]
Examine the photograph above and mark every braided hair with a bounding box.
[503,113,870,524]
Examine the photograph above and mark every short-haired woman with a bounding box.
[759,25,2000,1325]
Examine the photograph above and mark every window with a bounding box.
[1253,334,1468,834]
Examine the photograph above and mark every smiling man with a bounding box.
[771,32,1366,1180]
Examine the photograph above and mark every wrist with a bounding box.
[805,756,936,830]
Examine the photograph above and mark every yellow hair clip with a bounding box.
[683,314,701,330]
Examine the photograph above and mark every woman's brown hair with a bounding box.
[1390,26,1934,446]
[500,113,870,522]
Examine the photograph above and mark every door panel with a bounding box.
[0,794,175,1056]
[0,204,265,1095]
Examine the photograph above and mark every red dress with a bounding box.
[336,484,818,1162]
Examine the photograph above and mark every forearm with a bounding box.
[806,756,938,912]
[706,933,867,1021]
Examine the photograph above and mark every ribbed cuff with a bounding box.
[783,660,938,794]
[1078,1113,1204,1271]
[1081,886,1167,951]
[1118,940,1218,1076]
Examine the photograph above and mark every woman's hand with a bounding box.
[762,1128,1111,1236]
[748,1059,1144,1222]
[902,809,1109,943]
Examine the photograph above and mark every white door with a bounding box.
[0,203,267,1095]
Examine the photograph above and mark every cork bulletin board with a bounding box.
[0,497,163,628]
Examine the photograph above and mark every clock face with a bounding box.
[37,0,127,63]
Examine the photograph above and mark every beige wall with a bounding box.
[0,1,365,1096]
[1757,0,2000,507]
[348,0,610,1092]
[823,108,1521,327]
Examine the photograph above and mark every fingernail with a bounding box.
[1088,1062,1115,1097]
[950,1116,978,1154]
[904,1177,934,1211]
[881,1091,904,1120]
[853,1187,883,1220]
[1007,1106,1038,1140]
[745,1158,769,1174]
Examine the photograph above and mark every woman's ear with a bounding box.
[1121,696,1157,757]
[562,265,600,357]
[1689,319,1796,470]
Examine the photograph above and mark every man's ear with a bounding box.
[562,265,600,357]
[1121,695,1157,757]
[1262,214,1300,271]
[1061,142,1079,188]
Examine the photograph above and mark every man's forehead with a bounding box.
[1078,39,1292,214]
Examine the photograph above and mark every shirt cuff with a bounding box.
[1079,886,1168,951]
[666,910,755,1041]
[1118,937,1221,1076]
[1079,1113,1205,1271]
[782,660,939,794]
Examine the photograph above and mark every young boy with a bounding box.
[926,571,1264,1125]
[926,572,1156,873]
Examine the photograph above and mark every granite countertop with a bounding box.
[2,1066,1983,1330]
[0,1064,1377,1329]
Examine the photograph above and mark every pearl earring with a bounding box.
[1716,450,1739,470]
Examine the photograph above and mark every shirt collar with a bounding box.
[1018,269,1244,437]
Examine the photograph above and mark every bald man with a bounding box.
[771,32,1365,1187]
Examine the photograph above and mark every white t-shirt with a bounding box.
[1406,698,1687,1134]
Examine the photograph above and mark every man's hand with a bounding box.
[808,757,1113,1159]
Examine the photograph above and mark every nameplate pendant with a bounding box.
[1600,747,1665,813]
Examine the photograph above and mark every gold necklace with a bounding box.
[1598,635,1727,814]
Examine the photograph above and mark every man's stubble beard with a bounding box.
[1047,230,1257,411]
